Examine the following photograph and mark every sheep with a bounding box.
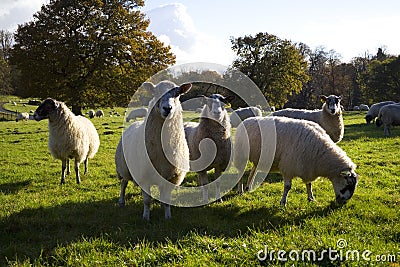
[359,104,369,111]
[95,109,104,118]
[88,109,95,119]
[272,95,344,143]
[125,107,147,122]
[230,106,262,128]
[33,98,100,184]
[15,112,29,122]
[353,106,360,111]
[376,104,400,136]
[365,101,396,124]
[115,81,192,221]
[184,94,235,203]
[234,116,358,206]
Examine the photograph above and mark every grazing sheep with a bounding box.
[376,104,400,136]
[125,107,147,122]
[359,104,369,111]
[234,116,358,205]
[88,109,95,119]
[33,99,100,184]
[12,101,17,106]
[95,110,104,118]
[230,106,262,127]
[184,94,235,203]
[365,101,396,124]
[15,112,29,122]
[115,81,192,220]
[273,95,344,143]
[353,106,360,111]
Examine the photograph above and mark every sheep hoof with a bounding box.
[280,200,287,207]
[217,198,223,203]
[117,201,125,207]
[60,179,65,185]
[308,197,316,202]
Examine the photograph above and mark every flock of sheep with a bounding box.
[27,80,400,221]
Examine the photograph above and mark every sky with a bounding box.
[1,0,399,65]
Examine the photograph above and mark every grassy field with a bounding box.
[0,103,399,266]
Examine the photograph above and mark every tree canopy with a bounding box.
[230,32,309,108]
[10,0,175,108]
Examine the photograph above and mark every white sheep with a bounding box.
[353,106,360,111]
[88,109,95,119]
[234,116,358,205]
[95,109,104,118]
[376,104,400,136]
[230,106,262,128]
[359,104,369,111]
[184,94,235,203]
[365,101,396,124]
[115,81,192,221]
[125,107,147,122]
[272,95,344,143]
[15,112,29,122]
[33,98,100,184]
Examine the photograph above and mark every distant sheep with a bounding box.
[95,110,104,118]
[115,81,192,220]
[88,110,95,118]
[125,107,147,122]
[353,106,360,111]
[376,104,400,136]
[234,116,358,205]
[273,95,344,143]
[34,99,100,184]
[365,101,396,124]
[359,104,369,111]
[16,112,29,122]
[230,106,262,127]
[184,94,235,203]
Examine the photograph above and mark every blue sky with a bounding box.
[1,0,399,65]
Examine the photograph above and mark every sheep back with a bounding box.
[366,101,396,124]
[230,106,262,127]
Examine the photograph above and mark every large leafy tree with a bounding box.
[10,0,175,108]
[0,30,14,95]
[230,32,309,108]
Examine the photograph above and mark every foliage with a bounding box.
[0,30,14,95]
[10,0,175,108]
[230,32,309,108]
[0,105,399,266]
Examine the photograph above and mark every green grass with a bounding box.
[0,109,399,266]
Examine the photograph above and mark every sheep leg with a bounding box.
[142,185,151,221]
[280,179,292,206]
[384,125,390,136]
[214,169,222,203]
[245,166,257,191]
[61,159,67,185]
[84,158,88,175]
[66,159,70,175]
[197,171,209,204]
[74,159,81,184]
[160,185,172,220]
[118,178,128,207]
[306,183,315,202]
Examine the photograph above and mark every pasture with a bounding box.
[0,104,399,266]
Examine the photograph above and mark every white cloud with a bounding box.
[0,0,46,32]
[145,3,234,66]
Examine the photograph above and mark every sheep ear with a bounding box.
[142,82,155,93]
[338,95,343,101]
[178,83,192,95]
[320,95,327,102]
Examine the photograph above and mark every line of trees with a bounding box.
[0,0,399,110]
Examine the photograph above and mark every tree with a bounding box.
[0,30,14,95]
[230,32,309,108]
[10,0,175,108]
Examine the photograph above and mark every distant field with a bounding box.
[0,103,399,266]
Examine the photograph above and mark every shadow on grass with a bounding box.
[0,180,31,194]
[343,122,400,140]
[0,189,343,265]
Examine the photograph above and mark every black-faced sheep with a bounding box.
[184,94,235,203]
[365,101,396,124]
[88,110,95,119]
[16,112,29,122]
[376,104,400,136]
[230,106,262,128]
[95,110,104,118]
[115,81,191,221]
[234,116,358,206]
[33,99,100,184]
[273,95,344,143]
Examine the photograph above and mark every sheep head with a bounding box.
[144,81,192,119]
[331,169,359,204]
[201,94,235,122]
[321,95,342,115]
[33,98,60,121]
